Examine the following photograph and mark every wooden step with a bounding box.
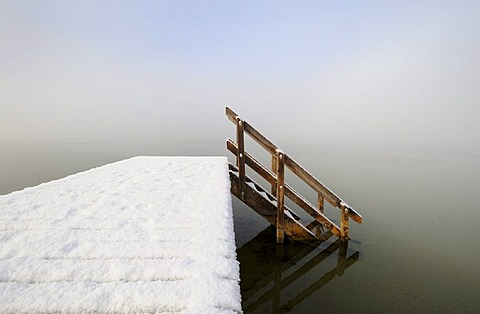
[229,163,317,242]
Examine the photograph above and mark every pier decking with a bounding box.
[0,157,241,313]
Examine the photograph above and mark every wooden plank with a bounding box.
[243,121,277,155]
[340,203,350,241]
[236,117,246,200]
[276,150,285,243]
[284,154,340,207]
[227,139,275,185]
[284,184,341,238]
[227,158,301,221]
[226,107,277,155]
[346,205,363,224]
[225,106,237,122]
[318,194,324,214]
[229,165,316,241]
[285,154,361,224]
[271,155,277,196]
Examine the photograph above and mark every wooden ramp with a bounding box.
[226,107,363,243]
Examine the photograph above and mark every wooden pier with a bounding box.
[226,107,363,243]
[0,157,241,313]
[0,107,362,313]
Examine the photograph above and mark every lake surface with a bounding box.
[1,140,479,313]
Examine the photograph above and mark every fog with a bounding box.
[1,1,479,151]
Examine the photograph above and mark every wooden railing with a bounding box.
[226,107,362,242]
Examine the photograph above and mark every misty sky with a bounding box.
[1,1,479,149]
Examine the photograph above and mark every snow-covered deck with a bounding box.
[0,157,241,313]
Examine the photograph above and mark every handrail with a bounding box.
[284,154,362,224]
[226,107,362,224]
[226,107,277,155]
[227,139,341,237]
[226,106,362,241]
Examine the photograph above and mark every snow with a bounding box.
[0,157,242,313]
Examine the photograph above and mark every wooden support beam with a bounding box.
[271,155,277,196]
[340,203,350,241]
[276,150,285,243]
[318,194,324,214]
[228,162,302,221]
[229,167,316,241]
[236,117,246,200]
[346,206,363,225]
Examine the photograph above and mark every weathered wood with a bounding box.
[227,139,341,237]
[236,117,246,200]
[271,155,277,196]
[306,220,319,230]
[340,203,350,241]
[284,154,339,206]
[227,162,301,221]
[276,150,285,243]
[318,194,324,214]
[227,139,276,185]
[227,107,363,226]
[346,205,363,225]
[284,154,363,225]
[306,221,333,241]
[229,164,316,241]
[226,107,277,155]
[226,107,364,243]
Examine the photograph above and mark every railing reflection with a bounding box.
[238,226,360,313]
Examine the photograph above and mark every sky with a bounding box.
[1,0,479,150]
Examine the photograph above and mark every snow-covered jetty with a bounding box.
[0,157,242,313]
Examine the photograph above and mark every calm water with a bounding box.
[1,140,479,313]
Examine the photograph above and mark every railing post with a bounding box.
[340,203,349,241]
[236,117,246,200]
[317,194,324,214]
[271,155,277,196]
[276,150,285,243]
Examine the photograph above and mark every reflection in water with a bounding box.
[238,226,359,313]
[3,142,478,311]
